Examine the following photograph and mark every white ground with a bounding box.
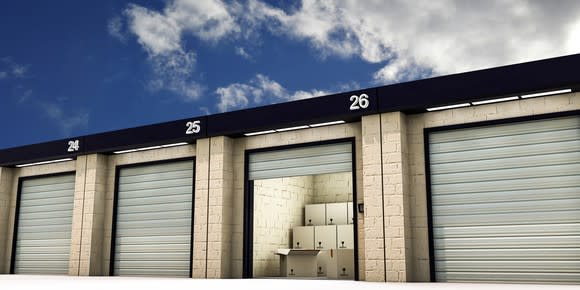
[1,276,578,290]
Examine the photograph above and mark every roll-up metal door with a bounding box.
[428,115,580,283]
[113,160,194,277]
[13,174,75,274]
[248,142,352,180]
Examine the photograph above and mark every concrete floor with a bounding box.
[0,276,577,290]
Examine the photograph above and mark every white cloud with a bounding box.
[0,71,6,79]
[235,46,252,60]
[107,16,126,43]
[245,0,580,83]
[124,0,239,101]
[41,102,90,136]
[215,74,329,112]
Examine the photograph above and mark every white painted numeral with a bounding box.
[67,140,80,152]
[349,94,369,110]
[186,120,201,135]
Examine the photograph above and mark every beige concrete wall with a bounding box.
[405,92,580,282]
[101,145,196,276]
[380,112,412,282]
[2,160,76,274]
[253,176,314,277]
[361,115,385,281]
[312,172,352,203]
[69,154,108,276]
[206,136,234,278]
[0,167,13,273]
[230,122,365,279]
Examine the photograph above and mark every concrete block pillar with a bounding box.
[361,115,386,282]
[69,154,108,276]
[381,112,412,282]
[0,167,13,273]
[192,138,210,278]
[206,136,234,278]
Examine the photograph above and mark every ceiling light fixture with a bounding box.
[471,96,519,105]
[244,130,276,136]
[426,103,470,112]
[160,142,189,148]
[309,120,346,127]
[275,125,310,132]
[16,158,74,168]
[520,88,572,99]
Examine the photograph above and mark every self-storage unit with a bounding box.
[0,54,579,284]
[426,115,580,283]
[110,159,195,277]
[11,173,75,274]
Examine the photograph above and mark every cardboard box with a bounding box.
[336,249,355,280]
[316,250,336,277]
[276,249,320,278]
[314,225,337,250]
[317,249,354,280]
[337,224,354,249]
[326,203,348,225]
[305,204,326,226]
[293,226,314,249]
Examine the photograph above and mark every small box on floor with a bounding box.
[276,249,320,278]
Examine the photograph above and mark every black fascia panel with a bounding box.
[378,53,580,113]
[207,88,378,137]
[0,137,84,167]
[83,116,207,154]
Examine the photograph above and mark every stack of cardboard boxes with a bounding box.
[277,202,355,279]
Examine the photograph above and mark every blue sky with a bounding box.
[1,0,579,149]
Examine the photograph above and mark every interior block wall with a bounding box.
[253,176,314,277]
[312,172,352,204]
[230,123,364,278]
[405,92,580,282]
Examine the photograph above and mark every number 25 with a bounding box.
[186,121,201,135]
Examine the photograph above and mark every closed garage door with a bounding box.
[428,115,580,283]
[113,159,194,277]
[12,173,75,275]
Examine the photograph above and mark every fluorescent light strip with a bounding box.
[275,125,309,132]
[244,130,276,136]
[426,103,471,111]
[16,158,74,168]
[520,88,572,99]
[113,149,138,154]
[471,96,519,105]
[309,120,345,127]
[160,142,189,148]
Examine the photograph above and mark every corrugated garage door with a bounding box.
[248,142,352,180]
[13,174,75,274]
[113,160,194,277]
[428,115,580,283]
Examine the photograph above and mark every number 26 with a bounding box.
[350,94,369,110]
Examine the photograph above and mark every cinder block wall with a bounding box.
[253,176,314,277]
[404,92,580,282]
[312,172,352,203]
